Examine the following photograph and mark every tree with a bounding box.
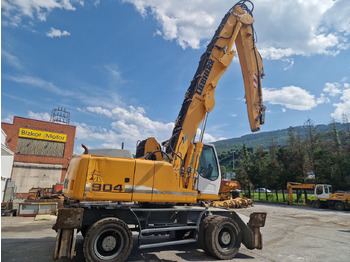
[288,126,295,148]
[235,144,251,195]
[220,165,228,179]
[331,119,341,150]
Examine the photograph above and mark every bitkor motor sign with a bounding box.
[19,128,67,142]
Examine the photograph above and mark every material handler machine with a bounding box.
[53,1,267,261]
[287,182,350,210]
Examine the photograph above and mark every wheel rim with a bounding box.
[94,229,124,260]
[217,225,235,251]
[220,231,231,245]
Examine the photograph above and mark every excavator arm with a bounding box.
[165,0,265,171]
[287,182,316,205]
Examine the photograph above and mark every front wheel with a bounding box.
[83,217,133,262]
[205,216,241,260]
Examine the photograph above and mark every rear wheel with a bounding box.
[83,217,132,262]
[204,216,241,260]
[334,202,345,211]
[198,215,219,254]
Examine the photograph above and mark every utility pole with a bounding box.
[232,151,235,170]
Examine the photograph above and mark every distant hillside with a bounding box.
[214,123,349,155]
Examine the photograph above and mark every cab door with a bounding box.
[197,144,221,195]
[315,184,330,199]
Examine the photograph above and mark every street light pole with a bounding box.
[232,151,235,170]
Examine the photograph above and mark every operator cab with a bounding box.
[315,184,332,199]
[197,144,221,195]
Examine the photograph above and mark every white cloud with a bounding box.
[122,0,224,49]
[87,106,174,141]
[28,111,51,122]
[75,105,218,153]
[94,0,100,7]
[282,58,294,71]
[2,50,23,69]
[259,47,298,60]
[322,0,350,36]
[331,88,350,121]
[105,65,124,86]
[4,74,73,96]
[316,94,330,105]
[2,0,77,26]
[2,114,14,124]
[122,0,349,59]
[74,145,84,155]
[75,122,108,141]
[75,106,174,151]
[47,27,71,38]
[263,86,326,111]
[24,106,219,154]
[255,0,347,59]
[323,82,342,97]
[5,71,124,110]
[195,129,216,143]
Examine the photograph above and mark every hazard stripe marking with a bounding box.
[253,74,258,89]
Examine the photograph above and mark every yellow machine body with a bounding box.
[63,155,197,203]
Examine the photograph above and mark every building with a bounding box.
[1,129,14,202]
[1,116,76,198]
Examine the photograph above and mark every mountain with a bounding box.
[213,122,349,155]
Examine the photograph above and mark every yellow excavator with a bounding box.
[53,1,267,261]
[287,182,350,210]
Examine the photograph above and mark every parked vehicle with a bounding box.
[255,188,271,193]
[287,182,350,210]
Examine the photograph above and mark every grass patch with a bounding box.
[243,192,316,205]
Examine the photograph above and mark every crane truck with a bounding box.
[287,182,350,210]
[53,1,267,261]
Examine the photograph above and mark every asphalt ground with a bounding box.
[1,202,350,262]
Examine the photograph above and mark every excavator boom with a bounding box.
[165,0,265,171]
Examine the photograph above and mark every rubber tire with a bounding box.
[313,200,321,209]
[204,216,241,260]
[198,215,220,254]
[83,217,132,262]
[334,202,345,211]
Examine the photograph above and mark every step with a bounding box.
[141,225,197,234]
[139,238,197,249]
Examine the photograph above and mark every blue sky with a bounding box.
[2,0,350,154]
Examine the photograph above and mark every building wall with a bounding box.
[11,162,62,195]
[1,117,76,197]
[1,129,14,201]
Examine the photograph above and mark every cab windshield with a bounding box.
[198,145,219,181]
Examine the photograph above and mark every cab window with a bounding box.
[316,186,323,195]
[198,145,219,181]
